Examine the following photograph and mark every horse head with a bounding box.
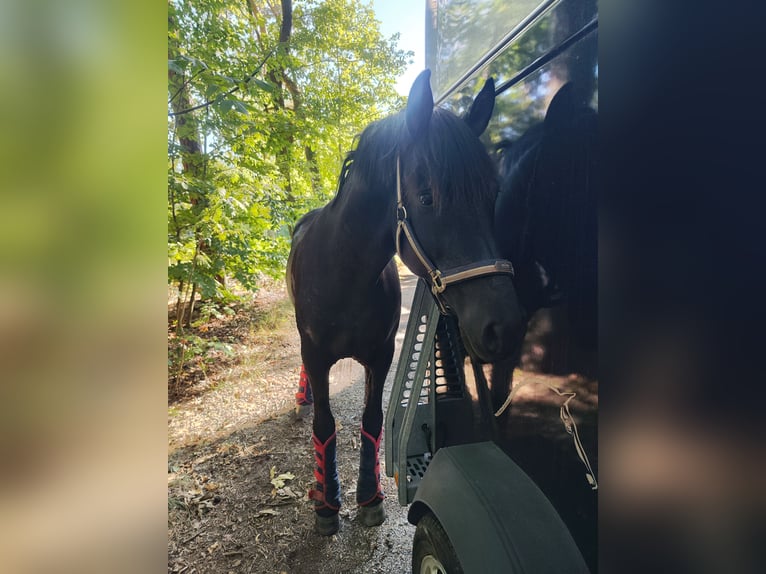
[493,82,598,366]
[394,70,525,363]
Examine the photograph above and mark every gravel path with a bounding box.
[168,272,420,574]
[168,268,597,573]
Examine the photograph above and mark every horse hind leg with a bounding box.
[304,362,341,535]
[357,348,393,527]
[293,364,313,419]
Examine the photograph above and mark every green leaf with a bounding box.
[205,83,220,100]
[168,59,184,74]
[232,100,248,114]
[251,79,276,93]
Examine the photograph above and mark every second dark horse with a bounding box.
[490,82,598,414]
[286,70,525,535]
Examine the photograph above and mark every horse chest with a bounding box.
[298,275,399,354]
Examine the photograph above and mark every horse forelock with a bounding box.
[330,108,498,213]
[419,109,498,212]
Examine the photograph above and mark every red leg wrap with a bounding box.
[307,432,340,513]
[295,364,313,406]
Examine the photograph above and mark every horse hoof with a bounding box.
[294,403,312,420]
[358,502,386,527]
[314,512,340,536]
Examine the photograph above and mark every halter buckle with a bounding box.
[396,203,407,222]
[430,270,445,294]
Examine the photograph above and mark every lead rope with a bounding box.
[495,379,598,490]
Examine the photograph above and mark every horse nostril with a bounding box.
[480,318,523,361]
[482,322,503,356]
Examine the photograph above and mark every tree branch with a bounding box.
[169,67,206,105]
[169,46,276,117]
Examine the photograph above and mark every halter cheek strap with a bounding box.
[394,156,515,313]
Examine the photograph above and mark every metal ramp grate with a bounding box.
[385,278,469,505]
[406,454,431,481]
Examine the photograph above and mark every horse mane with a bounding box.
[330,107,498,212]
[330,151,356,204]
[494,127,542,266]
[423,108,498,211]
[495,100,598,279]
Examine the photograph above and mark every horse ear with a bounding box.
[544,82,576,132]
[406,69,434,140]
[464,77,496,136]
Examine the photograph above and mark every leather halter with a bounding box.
[394,156,514,314]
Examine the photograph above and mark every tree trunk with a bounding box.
[247,0,319,205]
[169,2,222,301]
[168,5,203,177]
[304,145,322,197]
[175,279,185,325]
[176,280,194,335]
[186,282,198,327]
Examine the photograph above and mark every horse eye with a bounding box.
[419,192,433,206]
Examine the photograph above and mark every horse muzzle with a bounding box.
[444,274,526,364]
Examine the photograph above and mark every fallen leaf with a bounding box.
[257,508,279,517]
[281,486,298,498]
[270,470,296,490]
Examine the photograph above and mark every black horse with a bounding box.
[286,70,525,535]
[490,82,598,413]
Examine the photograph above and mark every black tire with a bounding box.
[412,512,464,574]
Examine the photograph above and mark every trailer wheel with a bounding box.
[412,512,464,574]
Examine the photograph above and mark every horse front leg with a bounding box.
[357,343,393,527]
[303,361,341,536]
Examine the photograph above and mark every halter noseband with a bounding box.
[395,156,515,314]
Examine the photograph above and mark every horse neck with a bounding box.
[325,177,397,281]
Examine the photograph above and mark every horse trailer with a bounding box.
[385,1,598,572]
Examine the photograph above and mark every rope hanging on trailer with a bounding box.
[495,379,598,490]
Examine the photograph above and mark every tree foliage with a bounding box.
[168,0,410,328]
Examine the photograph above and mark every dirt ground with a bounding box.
[167,269,598,573]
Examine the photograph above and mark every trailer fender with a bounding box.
[408,441,589,573]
